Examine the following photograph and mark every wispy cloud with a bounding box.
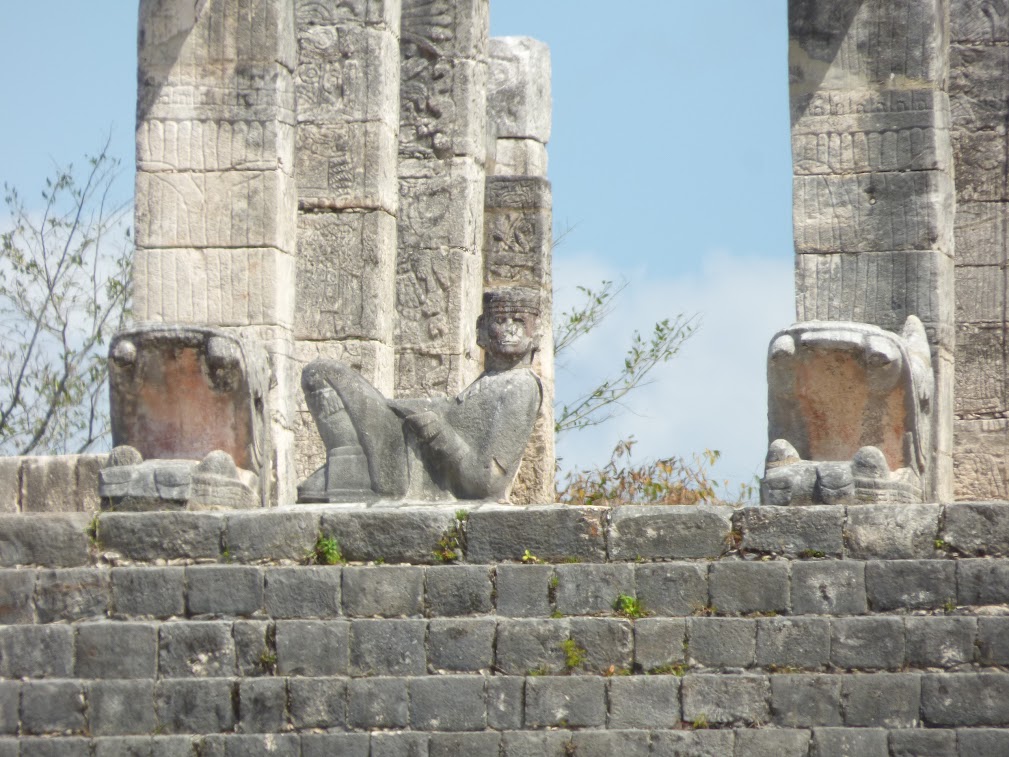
[553,248,794,495]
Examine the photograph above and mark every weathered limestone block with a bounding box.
[791,91,952,176]
[295,23,400,127]
[954,419,1009,501]
[950,46,1009,131]
[398,158,485,253]
[955,202,1009,265]
[794,251,954,338]
[484,177,552,288]
[951,0,1009,42]
[955,324,1005,416]
[135,170,298,252]
[793,172,955,255]
[956,266,1007,324]
[400,0,488,59]
[789,0,948,99]
[296,122,398,212]
[952,131,1008,202]
[133,248,296,328]
[296,0,400,29]
[298,288,542,503]
[296,212,397,342]
[491,139,548,177]
[21,457,80,514]
[137,120,297,174]
[401,55,487,161]
[762,317,935,505]
[394,351,482,397]
[395,248,483,355]
[488,37,551,143]
[101,326,272,510]
[0,459,18,514]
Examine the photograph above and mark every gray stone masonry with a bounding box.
[0,455,105,515]
[12,502,1009,568]
[8,504,1009,752]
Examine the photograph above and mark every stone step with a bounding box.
[4,502,1009,568]
[4,616,1009,681]
[4,673,1009,738]
[5,559,1009,623]
[6,729,1008,757]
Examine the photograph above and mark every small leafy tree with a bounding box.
[0,139,131,455]
[553,279,697,435]
[556,437,751,506]
[552,279,752,505]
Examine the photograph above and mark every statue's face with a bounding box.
[481,310,537,358]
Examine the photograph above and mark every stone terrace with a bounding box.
[3,503,1009,755]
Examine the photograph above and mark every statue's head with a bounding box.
[477,287,540,363]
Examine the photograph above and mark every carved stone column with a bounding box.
[134,0,299,503]
[789,0,955,501]
[292,0,402,481]
[949,1,1009,500]
[485,37,554,503]
[395,0,490,398]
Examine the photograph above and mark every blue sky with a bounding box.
[1,2,794,495]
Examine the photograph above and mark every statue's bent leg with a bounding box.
[302,360,409,497]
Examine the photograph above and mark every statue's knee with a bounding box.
[303,359,338,392]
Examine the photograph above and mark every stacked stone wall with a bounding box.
[0,456,105,515]
[4,503,1009,754]
[949,0,1009,500]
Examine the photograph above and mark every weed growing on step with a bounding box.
[433,526,461,563]
[561,639,587,670]
[614,593,649,619]
[85,514,100,546]
[312,534,344,566]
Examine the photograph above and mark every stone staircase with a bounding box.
[2,502,1009,755]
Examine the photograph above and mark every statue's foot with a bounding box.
[297,465,328,503]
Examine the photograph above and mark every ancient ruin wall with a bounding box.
[3,504,1009,754]
[949,1,1009,500]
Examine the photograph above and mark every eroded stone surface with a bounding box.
[102,326,271,511]
[762,318,935,505]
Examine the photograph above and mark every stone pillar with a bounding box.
[134,0,299,503]
[949,2,1009,500]
[292,0,402,481]
[485,37,554,503]
[395,0,490,397]
[788,0,955,501]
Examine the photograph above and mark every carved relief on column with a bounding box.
[292,0,402,481]
[949,0,1009,500]
[787,0,955,501]
[395,0,490,398]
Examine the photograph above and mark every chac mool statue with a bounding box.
[299,287,544,503]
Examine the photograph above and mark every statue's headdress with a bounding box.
[482,287,541,316]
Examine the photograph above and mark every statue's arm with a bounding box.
[405,372,541,499]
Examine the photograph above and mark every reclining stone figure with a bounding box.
[299,287,543,503]
[761,316,935,506]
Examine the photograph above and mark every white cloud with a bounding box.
[553,248,794,499]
